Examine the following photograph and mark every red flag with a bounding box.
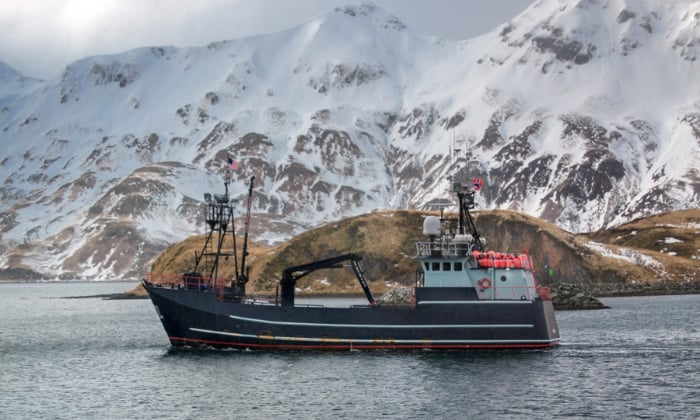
[472,178,484,191]
[227,158,240,171]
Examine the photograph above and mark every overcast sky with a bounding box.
[0,0,531,80]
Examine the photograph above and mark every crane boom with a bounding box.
[279,253,375,307]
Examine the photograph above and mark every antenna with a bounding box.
[452,130,461,159]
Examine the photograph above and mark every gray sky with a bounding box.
[0,0,531,80]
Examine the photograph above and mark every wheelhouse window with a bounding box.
[443,262,451,271]
[454,262,463,271]
[432,262,440,271]
[424,262,430,271]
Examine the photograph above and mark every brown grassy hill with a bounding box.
[583,209,700,259]
[580,208,700,284]
[142,208,700,298]
[252,211,426,295]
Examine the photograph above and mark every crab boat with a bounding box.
[142,175,560,350]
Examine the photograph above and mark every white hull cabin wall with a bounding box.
[416,237,539,300]
[471,251,538,301]
[421,259,470,288]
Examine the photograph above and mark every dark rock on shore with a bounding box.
[549,283,608,310]
[591,280,700,297]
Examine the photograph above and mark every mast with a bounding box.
[224,169,237,280]
[237,176,255,286]
[192,186,237,287]
[452,180,484,252]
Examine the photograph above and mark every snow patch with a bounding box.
[584,241,661,269]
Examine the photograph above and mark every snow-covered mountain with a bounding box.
[1,0,699,280]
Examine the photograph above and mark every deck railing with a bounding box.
[144,272,229,298]
[415,240,472,257]
[415,241,535,270]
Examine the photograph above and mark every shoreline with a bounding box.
[12,278,696,307]
[12,281,699,304]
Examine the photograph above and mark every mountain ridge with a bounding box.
[1,0,699,280]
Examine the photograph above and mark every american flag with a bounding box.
[472,177,484,191]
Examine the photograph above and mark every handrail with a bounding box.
[144,272,231,299]
[415,240,473,257]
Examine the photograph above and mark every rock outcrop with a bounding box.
[549,283,608,310]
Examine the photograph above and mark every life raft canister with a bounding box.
[478,277,492,289]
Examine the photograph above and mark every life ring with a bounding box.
[478,278,492,289]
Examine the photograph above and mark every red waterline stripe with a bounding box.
[168,336,559,350]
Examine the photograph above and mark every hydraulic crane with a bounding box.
[278,253,375,307]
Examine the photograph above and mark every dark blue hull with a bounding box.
[144,283,560,350]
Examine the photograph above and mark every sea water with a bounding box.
[1,282,698,419]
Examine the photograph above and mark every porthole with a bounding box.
[500,275,507,282]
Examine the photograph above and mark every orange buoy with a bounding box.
[478,277,492,289]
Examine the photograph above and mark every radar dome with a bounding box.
[423,216,441,236]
